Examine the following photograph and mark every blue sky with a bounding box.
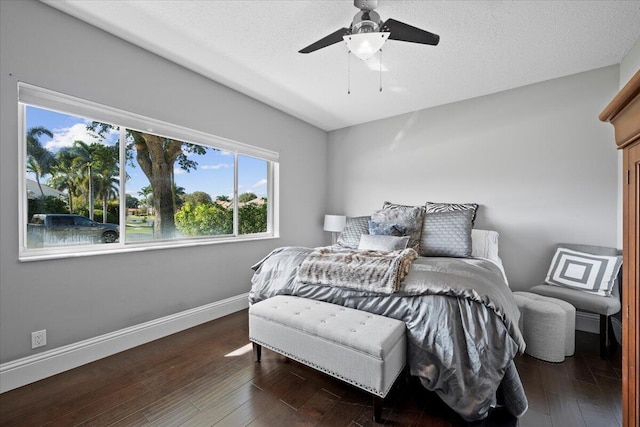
[26,106,267,199]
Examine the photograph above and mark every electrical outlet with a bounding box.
[32,330,46,349]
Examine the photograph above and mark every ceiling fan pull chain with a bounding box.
[347,50,352,95]
[379,49,383,92]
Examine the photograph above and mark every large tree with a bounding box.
[184,191,213,206]
[89,124,207,238]
[130,132,206,237]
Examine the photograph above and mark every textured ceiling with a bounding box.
[42,1,640,131]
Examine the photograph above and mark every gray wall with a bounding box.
[327,66,620,291]
[0,0,327,363]
[620,37,640,86]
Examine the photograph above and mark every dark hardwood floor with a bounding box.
[0,310,621,426]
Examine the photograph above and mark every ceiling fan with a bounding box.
[299,0,440,61]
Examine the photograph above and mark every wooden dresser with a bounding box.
[600,69,640,427]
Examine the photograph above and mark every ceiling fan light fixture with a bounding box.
[343,32,390,61]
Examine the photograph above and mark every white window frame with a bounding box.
[18,83,279,262]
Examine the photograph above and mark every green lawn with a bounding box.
[125,215,155,241]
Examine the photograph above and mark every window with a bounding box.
[238,155,269,235]
[19,83,279,260]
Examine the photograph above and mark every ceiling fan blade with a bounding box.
[381,18,439,46]
[299,27,350,54]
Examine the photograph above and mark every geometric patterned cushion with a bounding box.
[425,201,479,225]
[336,216,370,249]
[419,209,473,257]
[545,247,623,296]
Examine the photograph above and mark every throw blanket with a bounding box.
[250,246,527,422]
[295,247,418,293]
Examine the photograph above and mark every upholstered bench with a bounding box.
[513,291,576,362]
[249,295,406,422]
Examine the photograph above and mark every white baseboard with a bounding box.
[0,293,249,393]
[576,311,600,334]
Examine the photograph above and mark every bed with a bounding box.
[248,203,528,422]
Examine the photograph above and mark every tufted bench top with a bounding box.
[249,295,405,359]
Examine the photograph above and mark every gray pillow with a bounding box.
[358,235,410,251]
[420,209,473,257]
[425,201,479,225]
[336,216,370,248]
[372,204,424,251]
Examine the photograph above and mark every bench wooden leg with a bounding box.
[252,342,261,362]
[373,396,383,423]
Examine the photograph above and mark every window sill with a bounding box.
[18,234,279,262]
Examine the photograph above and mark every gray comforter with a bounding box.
[249,246,528,422]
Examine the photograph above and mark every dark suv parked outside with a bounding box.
[29,214,119,244]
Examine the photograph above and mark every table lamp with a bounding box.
[324,215,346,245]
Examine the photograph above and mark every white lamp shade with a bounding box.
[343,32,390,61]
[324,215,346,233]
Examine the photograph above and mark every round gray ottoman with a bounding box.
[513,291,576,362]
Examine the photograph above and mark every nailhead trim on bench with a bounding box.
[249,336,404,398]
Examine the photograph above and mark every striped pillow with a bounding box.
[545,248,622,296]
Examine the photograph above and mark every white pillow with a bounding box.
[358,235,410,251]
[545,247,622,296]
[471,229,500,262]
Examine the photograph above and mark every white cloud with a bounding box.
[174,168,186,175]
[201,163,233,170]
[252,179,267,188]
[45,122,117,150]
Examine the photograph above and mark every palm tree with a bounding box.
[26,157,46,198]
[50,147,82,214]
[95,176,119,222]
[26,126,54,197]
[93,144,119,223]
[70,140,95,219]
[138,185,153,214]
